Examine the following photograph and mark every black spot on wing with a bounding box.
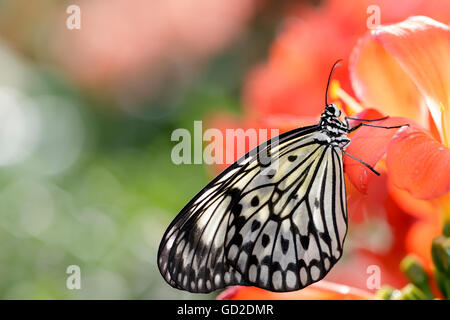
[262,234,270,248]
[251,220,261,232]
[231,203,242,216]
[227,188,241,198]
[266,169,276,179]
[320,231,332,246]
[234,216,246,229]
[300,235,310,250]
[314,198,320,208]
[230,233,243,247]
[281,236,289,254]
[251,196,259,207]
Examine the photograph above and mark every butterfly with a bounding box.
[157,60,405,293]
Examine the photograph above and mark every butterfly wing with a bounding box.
[157,126,347,293]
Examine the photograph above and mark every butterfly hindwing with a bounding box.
[225,143,347,291]
[157,126,348,293]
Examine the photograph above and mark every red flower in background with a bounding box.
[208,0,450,299]
[243,0,450,120]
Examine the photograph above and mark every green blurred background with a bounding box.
[0,0,305,299]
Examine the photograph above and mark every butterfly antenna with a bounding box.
[325,59,343,106]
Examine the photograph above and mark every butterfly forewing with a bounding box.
[158,125,348,293]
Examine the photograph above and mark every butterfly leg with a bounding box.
[347,122,407,133]
[345,116,389,122]
[342,150,380,176]
[343,120,408,175]
[344,117,389,130]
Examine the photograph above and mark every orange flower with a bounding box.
[349,16,450,200]
[346,16,450,268]
[244,0,450,121]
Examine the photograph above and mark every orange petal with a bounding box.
[386,126,450,200]
[217,281,373,300]
[350,30,428,127]
[373,16,450,145]
[344,111,411,194]
[349,16,450,139]
[406,218,442,271]
[388,180,439,219]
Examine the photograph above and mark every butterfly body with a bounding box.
[319,104,351,148]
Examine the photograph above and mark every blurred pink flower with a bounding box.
[53,0,257,97]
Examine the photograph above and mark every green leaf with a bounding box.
[394,284,428,300]
[375,285,395,300]
[400,255,433,299]
[432,235,450,276]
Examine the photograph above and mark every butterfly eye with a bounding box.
[326,104,341,117]
[334,106,341,117]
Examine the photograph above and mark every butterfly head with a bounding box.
[320,103,348,141]
[325,103,341,117]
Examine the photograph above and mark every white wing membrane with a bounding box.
[158,126,348,293]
